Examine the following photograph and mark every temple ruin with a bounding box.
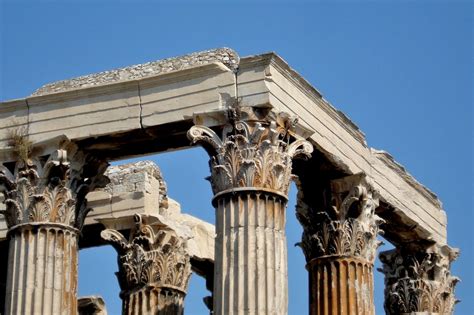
[0,48,458,314]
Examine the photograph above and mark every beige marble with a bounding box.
[0,49,447,246]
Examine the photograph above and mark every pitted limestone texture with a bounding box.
[103,160,168,211]
[31,48,239,96]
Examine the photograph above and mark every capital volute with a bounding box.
[0,140,109,231]
[101,214,192,296]
[187,111,313,197]
[298,173,384,263]
[379,245,460,315]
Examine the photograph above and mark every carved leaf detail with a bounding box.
[0,149,108,230]
[101,216,191,295]
[297,174,383,263]
[379,248,459,315]
[101,229,130,254]
[187,114,313,195]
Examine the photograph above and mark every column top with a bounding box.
[188,112,313,197]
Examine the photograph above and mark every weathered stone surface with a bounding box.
[297,173,383,264]
[0,142,108,315]
[6,225,78,315]
[98,205,216,274]
[307,257,375,315]
[28,86,142,147]
[78,296,108,315]
[297,173,383,315]
[236,54,447,245]
[0,161,215,314]
[102,214,192,315]
[139,63,236,129]
[31,48,239,96]
[0,48,458,314]
[0,48,447,247]
[0,99,28,150]
[4,159,217,264]
[0,146,108,230]
[188,112,313,196]
[379,245,459,315]
[188,113,312,315]
[91,161,215,264]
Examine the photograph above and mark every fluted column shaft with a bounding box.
[101,214,192,315]
[5,224,78,315]
[297,173,383,315]
[213,190,288,315]
[188,111,313,315]
[307,256,374,315]
[122,287,185,315]
[0,146,109,315]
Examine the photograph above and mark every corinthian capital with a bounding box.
[298,173,384,263]
[379,245,460,315]
[187,112,313,196]
[101,214,192,296]
[0,143,109,231]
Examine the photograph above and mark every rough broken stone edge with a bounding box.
[246,52,443,210]
[371,148,442,208]
[31,47,239,96]
[4,48,443,220]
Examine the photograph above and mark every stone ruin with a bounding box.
[0,48,458,314]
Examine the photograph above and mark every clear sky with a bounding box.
[1,1,472,314]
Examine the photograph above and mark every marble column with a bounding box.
[379,245,459,315]
[188,112,313,315]
[0,147,109,315]
[101,214,192,315]
[297,173,384,315]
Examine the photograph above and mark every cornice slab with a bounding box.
[0,48,447,245]
[237,53,446,244]
[31,48,238,97]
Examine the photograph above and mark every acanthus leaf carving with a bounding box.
[297,173,384,263]
[187,112,313,196]
[379,246,460,315]
[0,146,109,231]
[101,214,192,296]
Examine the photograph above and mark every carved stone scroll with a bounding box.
[379,245,459,315]
[101,214,192,315]
[297,173,383,315]
[0,145,108,315]
[78,296,108,315]
[188,112,313,315]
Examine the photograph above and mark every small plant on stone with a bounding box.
[7,127,32,163]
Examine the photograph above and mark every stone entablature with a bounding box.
[0,48,460,315]
[32,48,239,96]
[94,161,216,266]
[0,48,447,246]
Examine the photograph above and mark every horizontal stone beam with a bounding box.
[234,54,446,245]
[0,48,446,245]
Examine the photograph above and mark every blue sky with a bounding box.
[1,1,472,314]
